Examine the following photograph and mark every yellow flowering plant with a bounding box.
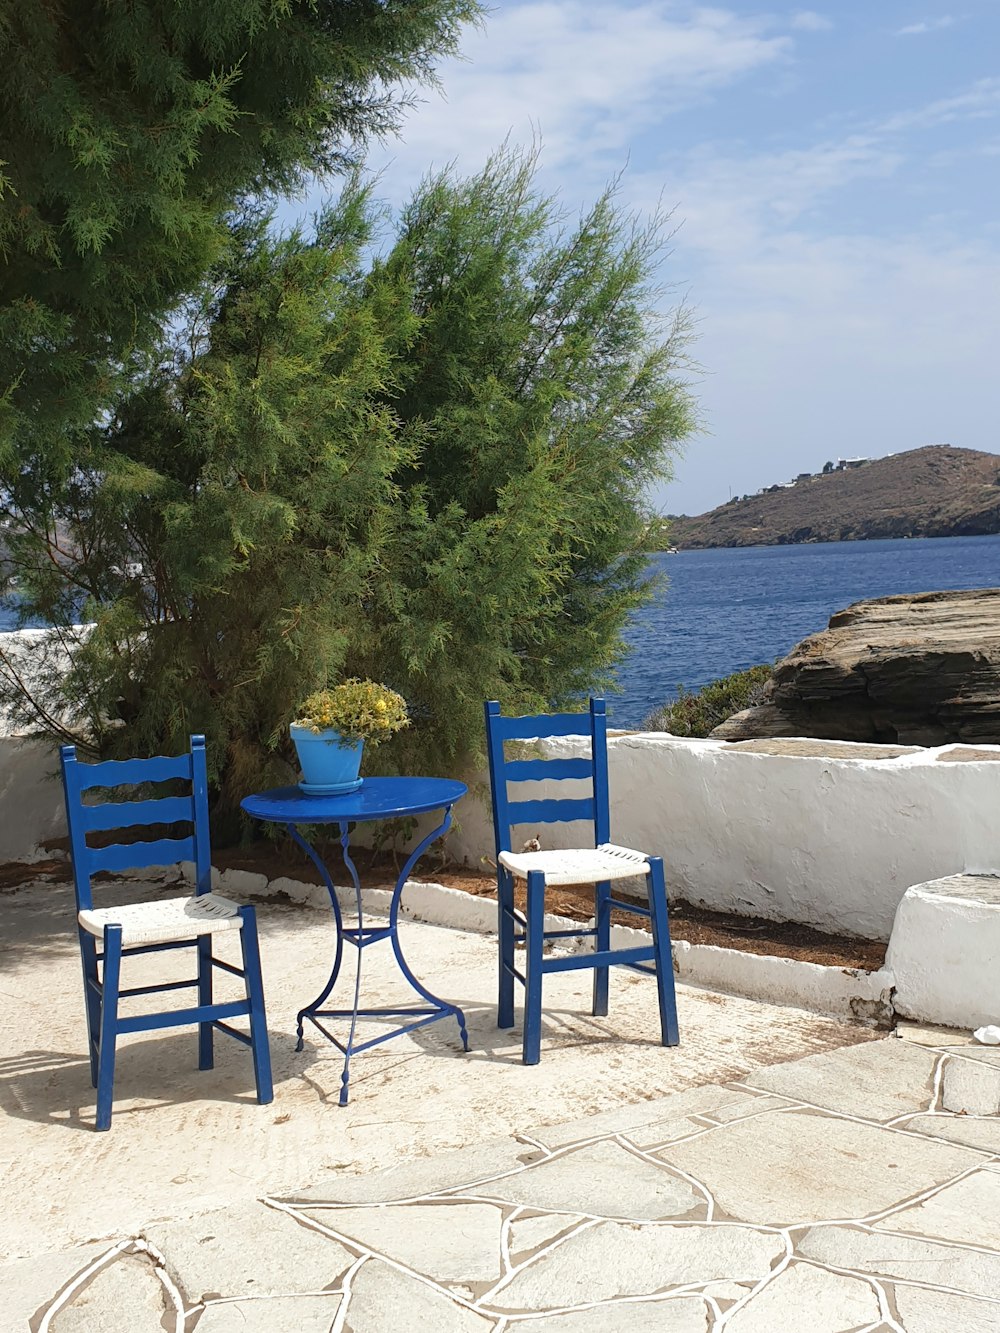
[292,679,409,747]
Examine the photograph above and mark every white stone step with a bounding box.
[887,874,1000,1030]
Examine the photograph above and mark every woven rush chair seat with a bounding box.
[77,893,244,947]
[498,843,650,885]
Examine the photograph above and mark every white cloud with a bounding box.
[896,16,956,35]
[879,77,1000,133]
[790,10,833,31]
[369,2,792,189]
[643,73,1000,238]
[642,135,900,243]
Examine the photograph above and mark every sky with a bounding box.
[288,1,1000,516]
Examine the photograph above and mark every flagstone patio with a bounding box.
[2,875,999,1329]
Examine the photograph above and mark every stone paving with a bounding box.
[7,1028,1000,1331]
[0,875,874,1261]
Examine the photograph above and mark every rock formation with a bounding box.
[712,588,1000,746]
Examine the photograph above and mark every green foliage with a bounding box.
[3,190,415,818]
[2,148,697,830]
[354,148,697,776]
[643,664,774,737]
[294,680,409,745]
[0,0,481,470]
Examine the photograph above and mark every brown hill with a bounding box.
[668,445,1000,549]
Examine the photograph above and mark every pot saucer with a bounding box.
[298,778,364,797]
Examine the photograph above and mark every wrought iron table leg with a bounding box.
[288,822,346,1052]
[338,821,364,1105]
[388,808,469,1051]
[290,807,468,1105]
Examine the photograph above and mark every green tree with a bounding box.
[1,149,697,826]
[352,148,697,772]
[2,188,417,820]
[0,0,480,471]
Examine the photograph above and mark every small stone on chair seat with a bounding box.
[78,893,244,947]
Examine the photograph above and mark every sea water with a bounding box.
[6,533,1000,730]
[613,533,1000,727]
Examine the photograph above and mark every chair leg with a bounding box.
[497,870,516,1030]
[646,857,680,1047]
[592,879,611,1017]
[523,870,546,1065]
[79,930,101,1088]
[95,925,123,1131]
[197,934,214,1071]
[239,907,274,1105]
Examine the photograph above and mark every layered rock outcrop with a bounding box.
[713,588,1000,746]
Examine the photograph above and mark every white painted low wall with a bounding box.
[0,626,82,860]
[2,620,998,945]
[0,736,66,861]
[449,733,1000,941]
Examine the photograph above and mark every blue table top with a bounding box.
[241,775,468,825]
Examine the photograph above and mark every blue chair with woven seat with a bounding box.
[60,735,273,1130]
[484,698,679,1064]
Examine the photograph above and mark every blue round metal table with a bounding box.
[241,777,469,1105]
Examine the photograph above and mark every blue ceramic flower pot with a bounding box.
[290,725,364,795]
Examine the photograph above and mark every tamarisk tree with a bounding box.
[0,0,480,471]
[1,149,697,825]
[355,149,697,775]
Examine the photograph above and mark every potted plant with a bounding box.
[290,679,409,794]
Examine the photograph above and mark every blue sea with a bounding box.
[612,533,1000,728]
[6,534,1000,730]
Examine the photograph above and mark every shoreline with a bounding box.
[646,529,1000,554]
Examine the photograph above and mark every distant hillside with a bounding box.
[666,445,1000,549]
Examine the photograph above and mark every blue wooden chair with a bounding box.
[484,698,679,1064]
[60,735,273,1130]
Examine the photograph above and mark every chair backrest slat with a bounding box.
[87,836,197,875]
[79,795,195,833]
[488,712,594,741]
[503,757,594,782]
[484,699,611,856]
[60,736,212,911]
[65,753,194,791]
[506,797,595,826]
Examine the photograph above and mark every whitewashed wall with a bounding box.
[450,734,1000,941]
[2,615,999,945]
[0,737,67,861]
[0,627,80,859]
